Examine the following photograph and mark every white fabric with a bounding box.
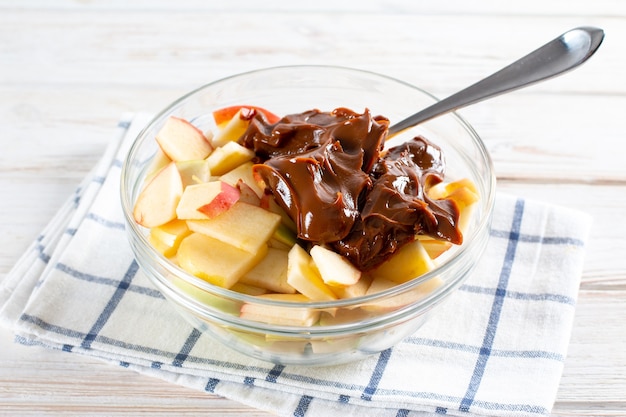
[0,114,592,417]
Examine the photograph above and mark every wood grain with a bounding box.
[1,1,624,415]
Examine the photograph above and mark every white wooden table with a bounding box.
[1,1,625,415]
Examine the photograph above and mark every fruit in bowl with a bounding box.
[120,66,495,366]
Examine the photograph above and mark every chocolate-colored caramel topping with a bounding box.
[238,107,461,270]
[241,108,388,242]
[330,137,461,270]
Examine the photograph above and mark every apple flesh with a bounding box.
[240,247,295,294]
[362,275,444,313]
[177,232,267,289]
[309,245,361,287]
[219,161,264,199]
[416,237,453,259]
[370,239,435,284]
[155,116,213,161]
[235,179,261,206]
[175,181,240,220]
[206,141,255,176]
[240,293,320,326]
[186,201,281,255]
[287,244,337,301]
[148,219,191,257]
[175,159,211,187]
[133,162,184,228]
[210,109,252,148]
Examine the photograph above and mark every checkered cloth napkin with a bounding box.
[0,113,592,417]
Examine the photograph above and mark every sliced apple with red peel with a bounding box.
[240,293,320,326]
[370,239,435,284]
[287,244,337,301]
[213,105,280,126]
[148,219,191,257]
[240,247,295,294]
[186,202,281,254]
[210,109,252,148]
[197,182,241,218]
[176,181,240,220]
[235,179,261,206]
[310,245,361,287]
[206,141,255,176]
[177,232,267,289]
[133,162,183,228]
[155,116,213,161]
[219,161,264,199]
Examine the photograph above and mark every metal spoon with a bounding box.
[388,26,605,137]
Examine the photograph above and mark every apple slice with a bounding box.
[235,179,261,206]
[370,239,435,284]
[155,116,213,162]
[240,293,320,326]
[286,244,337,301]
[133,162,183,228]
[148,219,191,257]
[330,274,373,299]
[176,181,240,220]
[428,178,479,237]
[240,247,295,294]
[310,245,361,287]
[210,109,251,148]
[416,237,454,259]
[213,105,281,126]
[206,141,255,176]
[143,147,172,185]
[362,275,443,313]
[270,223,297,249]
[219,161,264,199]
[186,201,281,254]
[230,282,268,296]
[428,178,478,201]
[175,159,211,187]
[177,232,267,289]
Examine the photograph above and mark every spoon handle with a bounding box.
[388,26,604,136]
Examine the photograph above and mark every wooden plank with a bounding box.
[2,0,626,16]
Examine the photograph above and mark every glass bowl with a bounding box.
[120,65,496,366]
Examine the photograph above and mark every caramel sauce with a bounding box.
[238,107,461,270]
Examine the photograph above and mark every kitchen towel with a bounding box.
[0,113,592,417]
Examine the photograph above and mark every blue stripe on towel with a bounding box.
[204,377,220,393]
[294,395,313,417]
[459,198,524,412]
[172,328,202,367]
[55,261,163,298]
[361,347,392,401]
[404,337,564,361]
[81,260,139,350]
[85,212,125,230]
[266,364,285,383]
